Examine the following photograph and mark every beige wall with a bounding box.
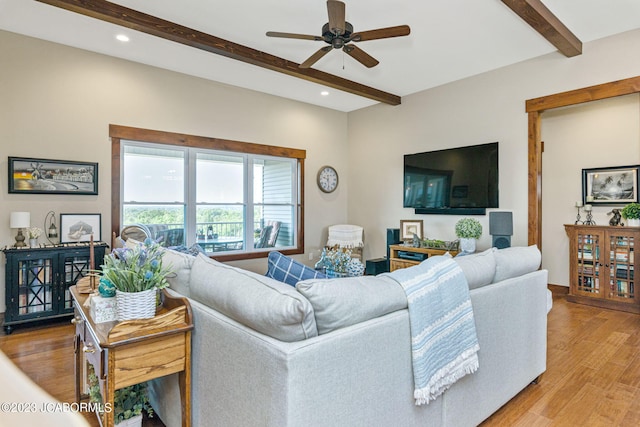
[2,27,640,315]
[349,29,640,287]
[0,30,348,311]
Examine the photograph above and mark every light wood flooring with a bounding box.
[1,293,640,426]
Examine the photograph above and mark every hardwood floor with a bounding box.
[1,294,640,426]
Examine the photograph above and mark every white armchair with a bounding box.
[327,224,364,260]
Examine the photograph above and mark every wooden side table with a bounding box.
[70,286,193,426]
[388,244,459,271]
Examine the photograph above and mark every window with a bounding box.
[110,125,305,260]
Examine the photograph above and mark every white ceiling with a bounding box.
[2,0,640,112]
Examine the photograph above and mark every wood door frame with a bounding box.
[527,75,640,247]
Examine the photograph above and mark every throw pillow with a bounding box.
[265,251,326,286]
[296,275,407,334]
[189,253,317,342]
[454,248,497,290]
[493,245,542,283]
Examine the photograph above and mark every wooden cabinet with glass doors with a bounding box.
[564,225,640,313]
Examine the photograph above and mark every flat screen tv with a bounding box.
[403,142,498,215]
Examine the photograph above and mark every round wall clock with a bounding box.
[317,165,339,193]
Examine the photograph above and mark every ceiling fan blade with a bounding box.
[351,25,411,42]
[343,45,379,68]
[266,31,323,41]
[299,46,333,68]
[327,0,346,35]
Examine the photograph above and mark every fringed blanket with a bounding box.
[386,254,480,405]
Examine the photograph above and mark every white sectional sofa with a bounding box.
[146,245,549,427]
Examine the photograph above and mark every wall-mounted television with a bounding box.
[403,142,499,215]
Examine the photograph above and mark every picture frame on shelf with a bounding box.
[8,156,98,195]
[582,165,639,205]
[60,213,101,243]
[400,219,423,241]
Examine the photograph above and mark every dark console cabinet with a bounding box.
[2,243,107,333]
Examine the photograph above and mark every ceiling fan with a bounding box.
[266,0,410,69]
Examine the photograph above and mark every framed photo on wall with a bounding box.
[8,157,98,195]
[400,219,423,241]
[60,213,101,243]
[582,165,640,205]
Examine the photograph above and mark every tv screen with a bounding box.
[403,142,499,212]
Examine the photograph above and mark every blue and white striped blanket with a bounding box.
[386,254,479,405]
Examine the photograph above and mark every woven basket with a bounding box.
[115,288,157,321]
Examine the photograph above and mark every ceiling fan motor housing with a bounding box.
[322,22,354,48]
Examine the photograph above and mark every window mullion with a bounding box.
[245,154,254,250]
[185,148,197,247]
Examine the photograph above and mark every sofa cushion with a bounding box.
[160,247,196,297]
[454,248,497,290]
[493,245,542,283]
[296,275,407,334]
[189,253,317,342]
[266,251,326,286]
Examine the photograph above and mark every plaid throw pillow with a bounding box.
[266,251,326,286]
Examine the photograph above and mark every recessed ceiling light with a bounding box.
[320,91,329,96]
[116,34,130,42]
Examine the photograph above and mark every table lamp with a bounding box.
[10,211,30,248]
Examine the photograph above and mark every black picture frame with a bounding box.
[8,157,98,195]
[60,213,102,243]
[582,165,640,205]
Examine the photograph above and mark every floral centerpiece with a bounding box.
[27,226,43,248]
[321,247,353,277]
[621,203,640,226]
[455,218,483,253]
[101,238,172,320]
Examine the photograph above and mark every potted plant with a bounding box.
[101,238,172,321]
[621,203,640,226]
[455,218,483,253]
[88,364,154,426]
[28,226,43,248]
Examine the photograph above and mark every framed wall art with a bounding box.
[400,219,423,241]
[60,213,101,243]
[8,157,98,195]
[582,165,639,205]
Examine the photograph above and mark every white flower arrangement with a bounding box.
[28,227,43,239]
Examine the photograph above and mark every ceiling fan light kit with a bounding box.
[266,0,410,69]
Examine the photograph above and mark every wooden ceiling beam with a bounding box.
[501,0,582,57]
[35,0,401,106]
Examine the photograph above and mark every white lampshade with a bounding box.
[10,212,30,229]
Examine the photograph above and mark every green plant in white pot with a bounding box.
[101,238,172,321]
[455,218,483,253]
[621,203,640,226]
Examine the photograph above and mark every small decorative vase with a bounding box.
[627,218,640,227]
[347,259,365,277]
[325,268,347,279]
[115,288,157,321]
[459,238,476,254]
[29,238,38,248]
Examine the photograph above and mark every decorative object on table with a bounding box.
[89,293,118,323]
[621,202,640,226]
[583,204,595,225]
[607,209,623,226]
[346,258,365,277]
[88,364,153,426]
[317,165,339,193]
[422,238,459,251]
[322,246,352,278]
[9,211,30,248]
[400,219,423,243]
[574,201,583,224]
[27,226,43,248]
[44,210,58,244]
[8,156,98,195]
[582,165,639,205]
[60,213,101,242]
[101,238,172,321]
[455,217,482,254]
